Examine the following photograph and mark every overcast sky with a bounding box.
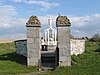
[0,0,100,39]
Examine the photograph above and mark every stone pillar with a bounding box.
[26,16,41,66]
[56,16,71,66]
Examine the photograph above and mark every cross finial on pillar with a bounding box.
[48,16,52,28]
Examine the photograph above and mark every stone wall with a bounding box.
[15,40,27,57]
[70,39,85,55]
[15,39,85,57]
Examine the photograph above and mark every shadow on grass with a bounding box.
[0,52,27,65]
[94,43,100,52]
[95,49,100,52]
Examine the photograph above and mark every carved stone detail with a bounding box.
[26,16,41,26]
[56,16,71,26]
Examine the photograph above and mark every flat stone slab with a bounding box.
[41,51,55,57]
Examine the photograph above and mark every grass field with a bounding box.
[40,41,100,75]
[0,41,100,75]
[0,43,37,75]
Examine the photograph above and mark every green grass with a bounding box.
[40,41,100,75]
[0,43,37,75]
[0,42,100,75]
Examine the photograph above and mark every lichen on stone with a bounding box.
[26,16,41,26]
[56,16,71,26]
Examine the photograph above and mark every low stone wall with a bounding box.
[15,40,27,57]
[70,39,85,55]
[15,39,85,57]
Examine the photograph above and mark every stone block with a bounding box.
[27,43,40,49]
[27,57,39,66]
[27,38,35,43]
[59,61,71,66]
[70,39,85,55]
[59,48,70,56]
[34,37,40,44]
[27,49,39,58]
[59,57,67,61]
[27,28,40,38]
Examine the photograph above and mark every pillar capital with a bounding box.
[26,16,41,27]
[56,16,71,27]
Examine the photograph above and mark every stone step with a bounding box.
[41,66,54,71]
[41,50,55,53]
[41,54,55,57]
[41,51,55,57]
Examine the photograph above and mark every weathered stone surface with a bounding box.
[27,38,35,43]
[27,57,39,66]
[27,43,40,49]
[15,40,27,57]
[70,39,85,55]
[26,16,41,26]
[56,16,71,66]
[27,49,39,58]
[56,16,71,27]
[15,39,85,58]
[34,37,40,44]
[26,16,41,66]
[59,61,71,66]
[27,27,40,38]
[27,30,41,66]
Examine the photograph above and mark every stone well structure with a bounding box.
[15,15,85,68]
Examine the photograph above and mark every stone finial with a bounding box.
[56,16,71,27]
[26,16,41,27]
